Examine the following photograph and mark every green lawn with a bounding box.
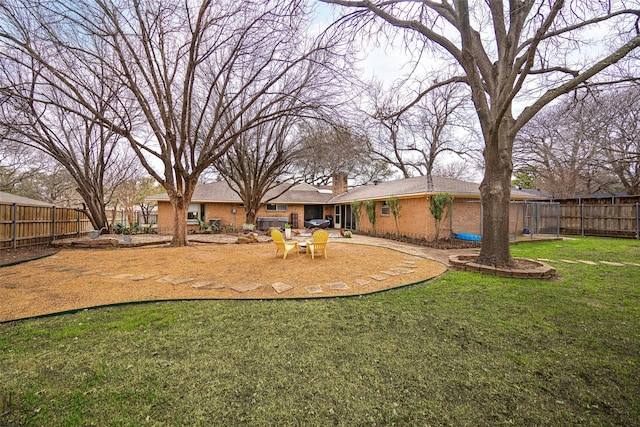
[1,237,639,426]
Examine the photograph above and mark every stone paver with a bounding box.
[130,274,157,281]
[381,270,400,276]
[112,273,135,279]
[271,282,294,294]
[390,267,415,274]
[171,278,195,285]
[191,281,215,289]
[327,282,349,290]
[191,281,227,290]
[397,263,418,269]
[156,276,177,283]
[355,278,371,286]
[304,285,323,294]
[370,275,387,281]
[78,270,102,276]
[231,283,262,293]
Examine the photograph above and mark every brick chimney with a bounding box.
[332,172,348,196]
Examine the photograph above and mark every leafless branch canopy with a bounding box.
[0,0,349,244]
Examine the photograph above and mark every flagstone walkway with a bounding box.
[537,258,640,267]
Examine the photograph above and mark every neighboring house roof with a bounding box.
[512,187,552,199]
[0,191,53,206]
[552,192,640,201]
[148,176,547,205]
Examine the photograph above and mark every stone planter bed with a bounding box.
[449,254,556,279]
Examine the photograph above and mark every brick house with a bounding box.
[150,181,335,233]
[149,173,545,239]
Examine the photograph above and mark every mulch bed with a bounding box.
[0,246,59,267]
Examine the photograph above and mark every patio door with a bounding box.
[334,206,341,229]
[334,205,354,230]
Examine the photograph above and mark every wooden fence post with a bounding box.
[12,203,17,249]
[52,206,57,242]
[636,202,640,239]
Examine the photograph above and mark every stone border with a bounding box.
[51,237,168,249]
[449,254,556,279]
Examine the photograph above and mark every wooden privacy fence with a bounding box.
[558,203,640,238]
[0,203,93,249]
[442,201,640,240]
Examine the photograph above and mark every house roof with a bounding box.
[329,175,545,203]
[0,191,53,206]
[148,181,332,205]
[148,175,546,205]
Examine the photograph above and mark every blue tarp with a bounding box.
[454,233,482,242]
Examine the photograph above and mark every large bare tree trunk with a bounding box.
[170,196,189,247]
[477,123,515,267]
[245,210,257,226]
[76,185,110,232]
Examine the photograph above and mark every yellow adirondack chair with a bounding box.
[271,229,298,259]
[306,229,329,259]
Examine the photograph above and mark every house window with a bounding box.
[381,201,390,216]
[187,203,202,224]
[266,203,287,212]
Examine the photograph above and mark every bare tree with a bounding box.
[112,172,162,229]
[0,0,345,246]
[11,162,79,206]
[0,137,43,193]
[323,0,640,267]
[295,122,379,185]
[364,81,414,178]
[350,158,395,185]
[0,65,137,230]
[433,159,480,182]
[514,98,605,198]
[405,83,477,187]
[363,79,478,185]
[214,113,307,226]
[596,86,640,195]
[515,86,640,198]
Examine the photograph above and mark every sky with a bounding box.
[312,2,410,84]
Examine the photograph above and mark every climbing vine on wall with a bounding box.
[429,192,453,241]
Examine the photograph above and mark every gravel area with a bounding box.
[0,238,448,321]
